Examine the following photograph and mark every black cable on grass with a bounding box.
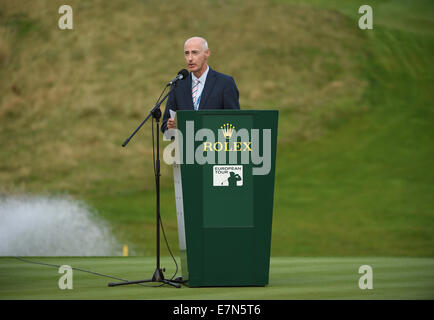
[13,256,166,287]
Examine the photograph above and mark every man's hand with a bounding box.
[167,118,176,129]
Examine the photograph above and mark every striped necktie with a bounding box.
[192,79,200,110]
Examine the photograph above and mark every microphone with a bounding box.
[168,69,189,85]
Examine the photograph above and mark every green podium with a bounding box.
[169,110,278,287]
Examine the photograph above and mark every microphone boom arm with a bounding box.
[122,83,175,147]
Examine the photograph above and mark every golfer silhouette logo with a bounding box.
[213,165,243,187]
[227,171,242,187]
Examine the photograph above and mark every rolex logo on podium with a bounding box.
[220,123,235,139]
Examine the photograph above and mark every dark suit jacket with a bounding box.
[161,67,240,132]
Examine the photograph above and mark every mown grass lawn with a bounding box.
[0,256,433,300]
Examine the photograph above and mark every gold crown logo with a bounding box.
[220,123,235,139]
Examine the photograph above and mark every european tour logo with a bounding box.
[163,121,272,176]
[214,165,243,187]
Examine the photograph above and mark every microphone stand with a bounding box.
[108,81,181,289]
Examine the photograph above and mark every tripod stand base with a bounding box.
[108,268,181,288]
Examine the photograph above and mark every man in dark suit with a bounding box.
[161,37,240,133]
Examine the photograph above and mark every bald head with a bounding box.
[184,37,209,51]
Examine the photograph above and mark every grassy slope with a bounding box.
[0,0,433,256]
[272,0,434,256]
[0,256,433,299]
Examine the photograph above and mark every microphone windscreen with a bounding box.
[178,69,189,79]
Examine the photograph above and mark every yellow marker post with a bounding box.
[122,244,128,257]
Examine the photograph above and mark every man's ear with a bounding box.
[205,49,210,58]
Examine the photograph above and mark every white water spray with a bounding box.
[0,195,121,256]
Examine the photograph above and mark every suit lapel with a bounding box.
[181,73,194,109]
[198,67,216,109]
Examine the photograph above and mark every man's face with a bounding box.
[184,39,210,75]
